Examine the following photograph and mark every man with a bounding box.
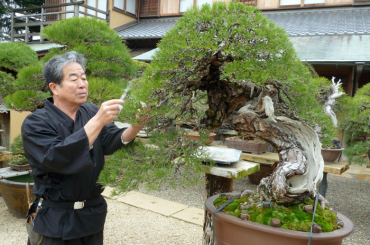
[21,51,148,245]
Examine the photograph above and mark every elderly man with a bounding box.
[22,51,147,245]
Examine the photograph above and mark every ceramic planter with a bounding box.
[205,193,354,245]
[225,137,269,154]
[182,131,216,145]
[321,148,344,163]
[9,164,31,171]
[0,174,34,218]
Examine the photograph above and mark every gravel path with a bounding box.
[0,171,369,244]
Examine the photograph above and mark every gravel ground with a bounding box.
[0,197,203,245]
[0,171,369,244]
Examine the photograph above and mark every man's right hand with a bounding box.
[84,99,124,148]
[94,99,124,126]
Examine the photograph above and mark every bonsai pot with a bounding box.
[182,131,216,145]
[0,174,34,218]
[205,193,354,245]
[321,148,344,163]
[9,164,32,171]
[225,137,269,154]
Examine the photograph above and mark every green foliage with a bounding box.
[41,17,136,80]
[4,17,138,111]
[10,134,28,165]
[98,130,212,193]
[0,71,15,97]
[86,76,124,106]
[4,90,49,110]
[0,42,38,73]
[214,194,341,232]
[340,83,370,164]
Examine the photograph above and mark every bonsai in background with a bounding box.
[0,42,40,104]
[3,17,139,111]
[9,134,30,170]
[340,83,370,165]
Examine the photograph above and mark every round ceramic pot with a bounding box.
[0,174,34,218]
[321,148,344,163]
[205,193,354,245]
[225,137,269,154]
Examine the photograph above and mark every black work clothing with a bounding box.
[27,229,103,245]
[22,97,127,240]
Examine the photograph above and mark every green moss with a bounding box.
[214,194,341,232]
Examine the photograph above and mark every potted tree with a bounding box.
[320,77,346,163]
[8,134,31,171]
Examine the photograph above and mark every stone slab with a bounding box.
[0,167,30,179]
[171,207,204,226]
[357,168,370,181]
[206,161,260,180]
[241,152,349,175]
[116,191,188,216]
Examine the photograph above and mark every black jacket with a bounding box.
[21,98,127,239]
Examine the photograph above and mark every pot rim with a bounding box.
[321,148,345,151]
[205,192,354,241]
[0,178,34,187]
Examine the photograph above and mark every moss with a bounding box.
[214,194,341,232]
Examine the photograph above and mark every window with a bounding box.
[280,0,300,6]
[304,0,325,4]
[280,0,326,6]
[114,0,136,15]
[196,0,213,7]
[180,0,213,12]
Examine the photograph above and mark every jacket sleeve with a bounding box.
[100,122,128,155]
[21,114,94,175]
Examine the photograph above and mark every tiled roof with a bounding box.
[117,17,178,39]
[265,6,370,36]
[133,35,370,62]
[118,6,370,39]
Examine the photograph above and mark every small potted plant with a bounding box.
[9,134,31,171]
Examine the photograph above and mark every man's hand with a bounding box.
[94,99,124,126]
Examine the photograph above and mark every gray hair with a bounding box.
[43,51,87,95]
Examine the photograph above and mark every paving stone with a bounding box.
[171,207,204,226]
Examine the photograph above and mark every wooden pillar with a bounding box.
[10,12,15,42]
[205,173,233,198]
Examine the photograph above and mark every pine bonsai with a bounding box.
[112,2,338,205]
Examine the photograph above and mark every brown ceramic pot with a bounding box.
[182,132,216,144]
[225,137,269,154]
[0,174,34,218]
[321,148,344,163]
[205,193,354,245]
[9,164,32,171]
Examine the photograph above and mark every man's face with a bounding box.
[53,62,88,107]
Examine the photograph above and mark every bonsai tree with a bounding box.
[340,83,370,165]
[9,134,28,165]
[113,2,338,206]
[3,17,139,111]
